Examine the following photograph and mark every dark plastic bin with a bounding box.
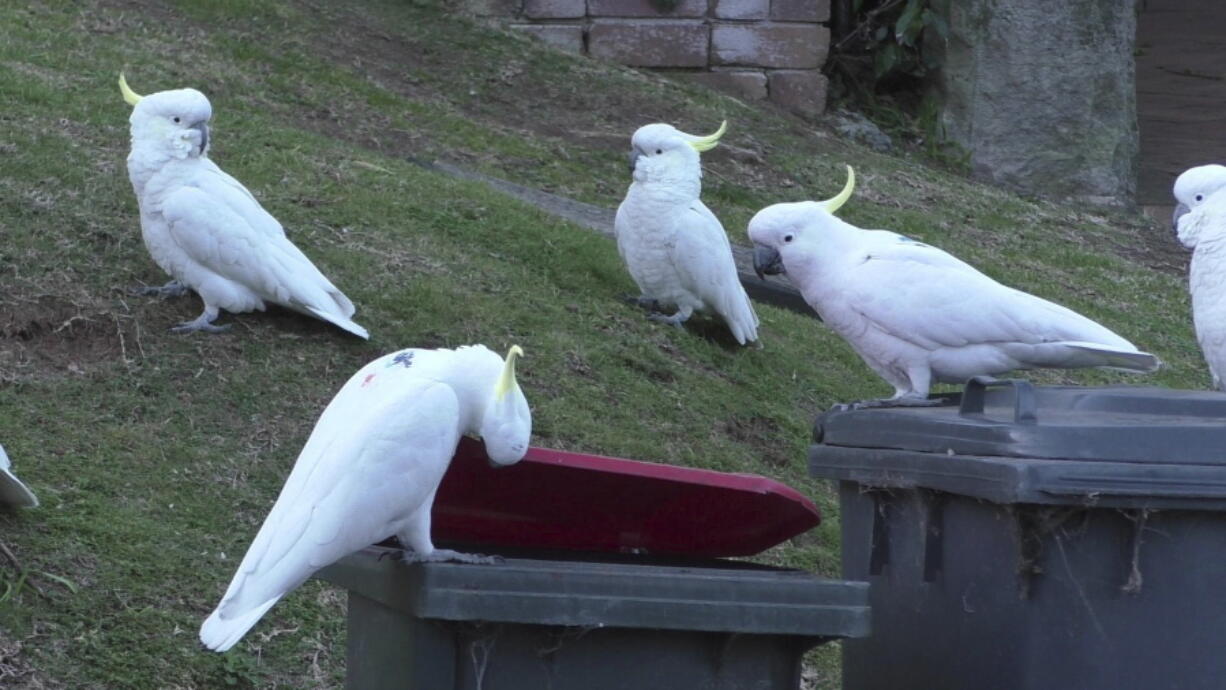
[809,378,1226,690]
[316,546,870,690]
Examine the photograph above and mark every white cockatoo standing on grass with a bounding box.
[118,74,368,337]
[614,121,759,345]
[200,344,532,652]
[0,444,38,508]
[1172,164,1226,389]
[749,167,1160,406]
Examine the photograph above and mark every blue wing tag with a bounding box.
[388,350,416,369]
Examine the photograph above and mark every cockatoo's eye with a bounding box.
[1196,194,1204,202]
[173,116,181,123]
[655,149,662,155]
[783,234,794,243]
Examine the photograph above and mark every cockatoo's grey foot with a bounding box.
[621,294,660,311]
[132,280,189,299]
[834,395,941,411]
[888,396,942,408]
[170,311,230,334]
[647,310,689,329]
[399,548,503,565]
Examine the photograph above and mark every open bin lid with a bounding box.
[809,378,1226,509]
[432,438,820,558]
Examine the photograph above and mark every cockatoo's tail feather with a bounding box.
[199,596,281,652]
[0,444,38,508]
[304,306,369,339]
[1058,342,1162,372]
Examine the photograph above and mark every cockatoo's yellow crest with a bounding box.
[687,120,727,153]
[819,165,855,215]
[118,72,144,106]
[494,345,524,400]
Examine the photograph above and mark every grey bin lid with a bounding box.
[317,546,870,639]
[809,378,1226,509]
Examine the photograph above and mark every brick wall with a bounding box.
[466,0,831,117]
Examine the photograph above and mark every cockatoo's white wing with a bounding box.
[859,230,987,275]
[161,184,365,336]
[614,202,630,260]
[192,171,358,318]
[198,160,288,240]
[0,444,38,508]
[840,241,1136,352]
[671,202,759,344]
[199,377,461,652]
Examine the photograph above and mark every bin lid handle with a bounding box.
[958,377,1037,424]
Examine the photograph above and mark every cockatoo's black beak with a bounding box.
[628,149,642,173]
[192,122,210,154]
[1172,202,1190,238]
[753,244,784,280]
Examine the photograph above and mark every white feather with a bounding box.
[615,123,758,345]
[748,203,1159,399]
[125,87,367,338]
[0,444,38,509]
[1177,173,1226,390]
[200,346,532,652]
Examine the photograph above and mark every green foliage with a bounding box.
[218,650,266,687]
[828,0,957,169]
[835,0,947,86]
[0,547,78,605]
[914,91,969,172]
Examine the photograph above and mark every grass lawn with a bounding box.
[0,0,1204,687]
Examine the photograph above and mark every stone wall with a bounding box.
[466,0,831,117]
[929,0,1139,206]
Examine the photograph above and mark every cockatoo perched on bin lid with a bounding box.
[118,74,368,338]
[200,344,531,652]
[749,166,1160,407]
[614,121,759,345]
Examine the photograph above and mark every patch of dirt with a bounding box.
[0,296,141,379]
[1103,215,1189,276]
[618,354,675,384]
[0,630,60,689]
[723,414,791,468]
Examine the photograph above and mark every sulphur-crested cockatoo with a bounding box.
[749,167,1160,406]
[0,444,38,508]
[1172,164,1226,389]
[614,121,759,345]
[118,74,367,337]
[1171,164,1226,239]
[200,344,531,652]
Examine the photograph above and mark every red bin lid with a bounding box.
[432,438,820,558]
